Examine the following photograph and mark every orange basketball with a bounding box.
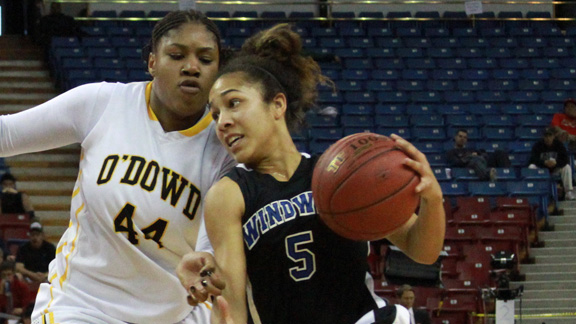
[312,133,420,241]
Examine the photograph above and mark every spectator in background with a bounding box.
[0,260,33,318]
[550,98,576,151]
[0,173,35,221]
[528,127,575,200]
[446,129,511,181]
[396,284,431,324]
[15,223,55,283]
[36,2,83,59]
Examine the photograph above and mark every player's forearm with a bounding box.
[405,198,445,264]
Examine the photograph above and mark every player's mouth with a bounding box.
[179,80,201,94]
[226,134,244,148]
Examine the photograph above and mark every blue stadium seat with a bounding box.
[335,80,363,92]
[411,127,446,141]
[432,69,461,80]
[468,181,508,196]
[501,103,531,115]
[460,37,489,48]
[407,104,438,115]
[499,58,530,69]
[467,58,497,69]
[405,58,436,69]
[396,48,424,58]
[93,57,125,70]
[404,38,432,48]
[377,127,411,139]
[492,69,520,80]
[457,80,486,91]
[410,115,444,127]
[117,47,142,58]
[375,115,409,127]
[446,115,478,127]
[437,58,467,69]
[437,104,469,115]
[415,141,444,153]
[341,69,369,80]
[485,47,512,58]
[427,80,455,91]
[518,80,546,91]
[397,80,424,91]
[488,80,518,91]
[106,26,134,37]
[309,127,343,140]
[440,182,469,196]
[335,48,365,58]
[515,127,545,140]
[427,47,454,58]
[415,11,442,28]
[451,168,480,181]
[375,104,406,115]
[543,47,571,58]
[401,69,428,80]
[347,37,374,48]
[431,37,461,48]
[411,91,443,103]
[82,37,111,47]
[366,80,395,91]
[127,70,151,81]
[367,48,396,58]
[343,58,373,69]
[342,104,373,115]
[480,115,516,127]
[424,27,449,37]
[86,47,117,58]
[509,91,541,103]
[100,69,128,82]
[482,126,515,140]
[508,140,535,153]
[371,69,400,80]
[429,153,449,167]
[341,115,374,128]
[344,91,376,103]
[531,58,562,69]
[376,91,409,103]
[444,91,475,103]
[307,114,339,128]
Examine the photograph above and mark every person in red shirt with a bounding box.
[550,98,576,148]
[0,260,32,319]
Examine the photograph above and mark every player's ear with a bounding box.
[148,53,157,77]
[271,92,287,120]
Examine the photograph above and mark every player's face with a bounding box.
[209,72,281,164]
[148,22,219,131]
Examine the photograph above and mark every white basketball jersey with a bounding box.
[0,82,235,323]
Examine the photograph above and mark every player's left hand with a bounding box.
[177,252,226,306]
[390,134,442,203]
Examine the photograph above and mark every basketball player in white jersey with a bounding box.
[0,10,235,324]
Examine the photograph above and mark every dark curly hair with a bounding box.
[217,23,331,132]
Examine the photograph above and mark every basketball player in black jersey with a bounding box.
[178,24,445,324]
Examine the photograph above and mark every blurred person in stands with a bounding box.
[550,98,576,151]
[0,260,33,319]
[36,2,83,60]
[528,127,575,200]
[15,223,55,283]
[446,129,511,181]
[396,284,431,324]
[0,173,35,221]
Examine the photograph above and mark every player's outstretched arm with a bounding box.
[385,134,445,265]
[205,178,249,324]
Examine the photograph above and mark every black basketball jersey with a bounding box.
[226,154,382,324]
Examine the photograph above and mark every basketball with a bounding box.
[312,133,420,241]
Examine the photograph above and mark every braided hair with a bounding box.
[143,10,227,65]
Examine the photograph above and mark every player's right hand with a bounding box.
[177,252,226,306]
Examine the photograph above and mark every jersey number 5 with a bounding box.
[114,203,168,248]
[285,231,316,282]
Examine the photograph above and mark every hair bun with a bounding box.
[241,24,301,63]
